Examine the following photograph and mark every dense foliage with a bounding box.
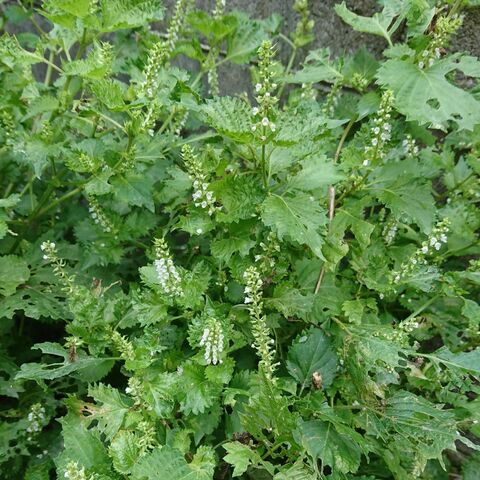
[0,0,479,478]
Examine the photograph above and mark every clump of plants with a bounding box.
[0,0,479,478]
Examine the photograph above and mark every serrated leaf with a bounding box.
[223,442,261,477]
[0,255,30,296]
[371,178,435,233]
[214,175,265,223]
[284,48,342,84]
[335,1,407,46]
[87,384,130,440]
[15,343,113,382]
[132,445,212,480]
[202,97,252,142]
[100,0,164,31]
[377,55,480,130]
[268,285,314,320]
[112,173,155,212]
[286,156,343,192]
[287,328,337,390]
[211,237,255,263]
[261,194,327,258]
[226,12,280,64]
[293,420,362,474]
[177,362,220,415]
[109,431,141,474]
[58,413,111,473]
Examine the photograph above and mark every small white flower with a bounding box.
[255,83,262,92]
[362,159,369,166]
[434,242,442,250]
[430,237,437,246]
[261,117,269,127]
[252,107,259,116]
[196,228,203,234]
[421,246,429,254]
[251,125,257,132]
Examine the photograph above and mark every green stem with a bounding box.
[44,50,55,86]
[35,186,83,218]
[261,140,267,188]
[403,295,440,323]
[314,116,357,294]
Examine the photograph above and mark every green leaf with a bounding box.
[371,177,435,233]
[58,413,111,473]
[223,442,261,477]
[287,328,337,390]
[335,1,407,46]
[226,12,280,64]
[261,194,327,258]
[132,445,213,480]
[112,173,155,212]
[47,0,91,18]
[202,97,252,143]
[380,391,462,468]
[286,156,343,192]
[268,285,314,321]
[177,362,220,415]
[211,236,256,263]
[15,343,114,382]
[214,175,265,223]
[430,347,480,375]
[0,255,30,296]
[377,55,480,130]
[284,49,342,84]
[87,384,131,440]
[100,0,164,31]
[109,431,141,474]
[293,420,362,474]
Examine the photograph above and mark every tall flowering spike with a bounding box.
[153,238,183,296]
[140,0,193,98]
[40,241,76,293]
[125,376,144,406]
[26,403,46,439]
[243,266,279,381]
[199,316,225,365]
[362,89,394,167]
[322,78,343,117]
[251,40,278,142]
[182,145,219,216]
[382,216,398,245]
[111,329,135,363]
[292,0,315,47]
[391,218,450,285]
[207,0,227,96]
[254,232,281,274]
[402,134,419,157]
[88,197,114,233]
[418,15,462,69]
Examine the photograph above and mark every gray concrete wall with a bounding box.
[164,0,480,95]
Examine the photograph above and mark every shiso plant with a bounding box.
[0,0,480,479]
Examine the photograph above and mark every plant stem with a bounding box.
[44,50,55,85]
[314,116,356,294]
